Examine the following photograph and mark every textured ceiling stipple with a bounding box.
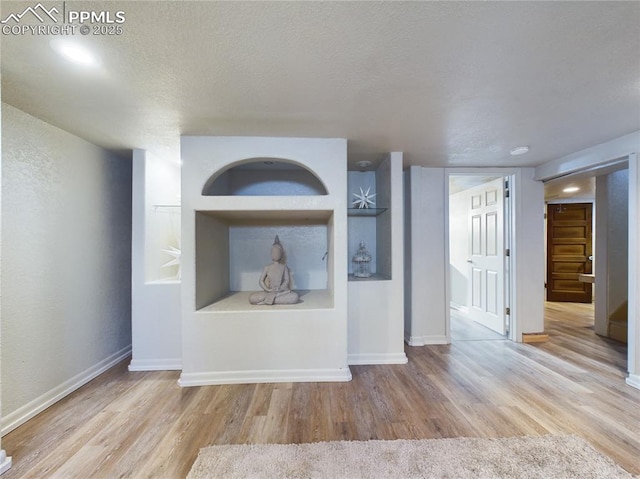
[1,1,639,167]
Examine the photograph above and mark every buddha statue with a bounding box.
[249,236,299,305]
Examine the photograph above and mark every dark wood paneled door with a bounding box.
[546,203,593,302]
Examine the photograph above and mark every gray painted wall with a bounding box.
[1,104,132,420]
[595,169,629,336]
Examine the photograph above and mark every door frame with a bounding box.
[534,145,638,390]
[445,169,517,343]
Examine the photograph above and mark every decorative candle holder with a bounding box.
[352,241,372,278]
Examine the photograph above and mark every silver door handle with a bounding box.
[467,259,473,263]
[588,256,593,261]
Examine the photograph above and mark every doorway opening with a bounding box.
[543,165,628,364]
[448,174,511,341]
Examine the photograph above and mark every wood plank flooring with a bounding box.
[450,307,506,341]
[3,302,639,478]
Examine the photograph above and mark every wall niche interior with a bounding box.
[347,159,393,280]
[202,158,328,196]
[195,210,333,311]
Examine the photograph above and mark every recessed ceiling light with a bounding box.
[50,39,98,66]
[356,160,372,169]
[563,186,580,193]
[510,146,530,156]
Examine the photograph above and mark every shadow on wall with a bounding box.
[450,266,467,307]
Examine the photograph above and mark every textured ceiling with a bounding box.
[2,1,639,168]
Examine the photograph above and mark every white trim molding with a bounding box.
[628,153,640,388]
[534,131,640,181]
[128,358,182,371]
[1,345,131,436]
[347,353,408,365]
[626,374,640,390]
[178,367,352,387]
[0,450,11,475]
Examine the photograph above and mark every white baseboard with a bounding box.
[178,367,352,387]
[348,353,408,365]
[626,373,640,390]
[0,450,11,475]
[404,333,449,346]
[1,345,131,436]
[128,358,182,371]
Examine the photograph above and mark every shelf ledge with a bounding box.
[347,207,387,217]
[197,290,333,312]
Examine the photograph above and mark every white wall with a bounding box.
[595,170,629,336]
[129,149,182,371]
[144,154,181,282]
[628,154,640,389]
[1,104,132,434]
[229,224,328,291]
[0,100,11,473]
[449,189,470,308]
[607,170,629,317]
[404,167,447,344]
[511,168,545,338]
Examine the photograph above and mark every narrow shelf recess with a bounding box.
[347,208,387,217]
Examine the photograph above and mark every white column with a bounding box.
[627,153,640,390]
[404,167,447,345]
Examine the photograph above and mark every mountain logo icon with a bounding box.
[1,3,59,24]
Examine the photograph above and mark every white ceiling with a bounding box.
[544,176,596,202]
[2,1,639,168]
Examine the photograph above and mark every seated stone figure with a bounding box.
[249,236,299,305]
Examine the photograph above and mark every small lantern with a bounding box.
[352,241,372,278]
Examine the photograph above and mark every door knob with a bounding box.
[467,259,473,263]
[588,256,593,261]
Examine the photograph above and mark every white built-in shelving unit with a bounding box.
[347,153,407,365]
[178,137,351,386]
[130,139,407,383]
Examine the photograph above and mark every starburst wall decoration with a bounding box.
[352,187,376,209]
[161,244,182,280]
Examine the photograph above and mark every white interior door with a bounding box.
[467,178,506,335]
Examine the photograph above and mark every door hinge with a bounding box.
[505,248,510,257]
[505,189,510,198]
[506,307,511,315]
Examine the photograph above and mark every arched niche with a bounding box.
[202,158,328,196]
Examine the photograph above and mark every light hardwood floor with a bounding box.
[3,302,639,478]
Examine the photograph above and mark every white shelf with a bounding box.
[197,289,333,312]
[347,208,387,217]
[348,273,390,282]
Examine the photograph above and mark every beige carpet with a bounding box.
[187,435,638,479]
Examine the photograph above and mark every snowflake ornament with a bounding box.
[161,244,182,280]
[352,187,376,209]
